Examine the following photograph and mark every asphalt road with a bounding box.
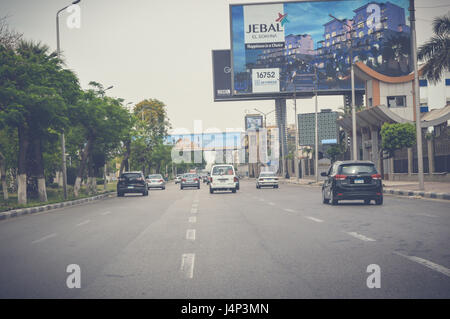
[0,180,449,298]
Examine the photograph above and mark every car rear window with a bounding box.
[339,164,377,175]
[184,174,197,178]
[148,175,162,179]
[212,166,234,175]
[121,173,141,179]
[260,172,275,177]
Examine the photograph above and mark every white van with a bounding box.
[209,164,238,194]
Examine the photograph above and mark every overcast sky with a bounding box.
[1,0,448,132]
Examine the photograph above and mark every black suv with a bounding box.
[117,171,148,197]
[321,161,383,205]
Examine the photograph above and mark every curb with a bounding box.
[383,189,450,200]
[0,192,115,221]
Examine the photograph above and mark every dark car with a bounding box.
[321,161,383,205]
[180,173,200,190]
[117,171,148,197]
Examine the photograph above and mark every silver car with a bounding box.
[146,174,166,190]
[256,171,279,189]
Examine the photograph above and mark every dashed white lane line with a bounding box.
[188,216,197,223]
[190,207,198,214]
[268,202,276,206]
[31,233,57,244]
[395,252,450,278]
[345,232,376,242]
[305,216,323,223]
[76,220,91,227]
[101,211,112,216]
[186,229,196,241]
[181,253,195,279]
[193,199,199,204]
[284,208,296,213]
[259,198,265,202]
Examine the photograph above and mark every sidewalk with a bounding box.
[281,177,450,201]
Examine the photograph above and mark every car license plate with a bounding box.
[354,179,364,184]
[128,186,134,189]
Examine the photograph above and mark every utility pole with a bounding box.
[329,14,357,160]
[409,0,425,190]
[292,77,300,181]
[314,67,319,183]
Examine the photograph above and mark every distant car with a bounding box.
[180,173,200,190]
[117,171,148,197]
[175,174,182,184]
[146,174,166,190]
[321,160,383,205]
[256,171,279,189]
[209,164,237,194]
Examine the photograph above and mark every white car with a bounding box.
[256,171,279,189]
[209,164,238,194]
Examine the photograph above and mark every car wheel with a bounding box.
[322,189,329,204]
[197,185,200,189]
[364,199,371,205]
[117,192,123,197]
[375,197,383,205]
[232,188,236,193]
[143,191,148,196]
[180,186,183,190]
[330,191,338,205]
[209,187,214,194]
[162,187,165,190]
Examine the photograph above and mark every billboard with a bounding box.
[298,111,339,146]
[212,49,279,101]
[165,132,244,151]
[245,114,264,130]
[230,0,411,97]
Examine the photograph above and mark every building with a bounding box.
[337,62,450,181]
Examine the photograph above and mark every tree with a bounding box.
[0,40,80,204]
[0,16,22,49]
[380,122,416,159]
[417,14,450,84]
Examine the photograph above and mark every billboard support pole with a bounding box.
[409,0,424,191]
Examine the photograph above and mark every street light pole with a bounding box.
[314,67,319,183]
[291,77,300,181]
[409,0,425,190]
[329,14,357,160]
[57,0,81,200]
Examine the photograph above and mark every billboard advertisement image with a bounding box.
[230,0,411,97]
[245,115,264,130]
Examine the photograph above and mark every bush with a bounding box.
[67,167,78,186]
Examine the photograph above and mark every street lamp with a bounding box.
[329,14,357,161]
[290,75,300,181]
[253,108,274,128]
[57,0,81,200]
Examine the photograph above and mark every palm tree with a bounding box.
[417,14,450,84]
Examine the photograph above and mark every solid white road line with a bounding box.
[76,220,91,227]
[284,208,296,213]
[305,216,323,223]
[101,211,112,216]
[188,216,197,223]
[190,208,198,214]
[395,252,450,278]
[181,253,195,279]
[193,199,199,204]
[186,229,196,241]
[31,233,57,244]
[191,203,199,209]
[345,232,376,242]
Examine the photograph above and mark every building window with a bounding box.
[419,79,428,87]
[387,96,406,108]
[445,79,450,86]
[359,31,364,38]
[368,98,373,107]
[358,22,364,29]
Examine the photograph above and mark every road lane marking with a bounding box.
[76,220,91,227]
[284,208,296,213]
[192,203,199,209]
[193,199,199,204]
[31,233,57,244]
[345,232,376,242]
[259,198,265,202]
[188,216,197,223]
[186,229,196,241]
[268,202,276,206]
[101,211,112,216]
[181,253,195,279]
[305,216,323,223]
[394,252,450,278]
[190,208,198,214]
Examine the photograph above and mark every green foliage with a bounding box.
[380,122,416,158]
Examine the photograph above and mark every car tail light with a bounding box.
[259,178,264,181]
[182,179,186,182]
[334,174,347,181]
[234,177,238,183]
[210,177,213,183]
[371,174,382,180]
[337,193,343,196]
[159,179,164,183]
[376,192,381,195]
[118,177,125,182]
[194,178,199,182]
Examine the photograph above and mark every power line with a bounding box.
[416,5,450,9]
